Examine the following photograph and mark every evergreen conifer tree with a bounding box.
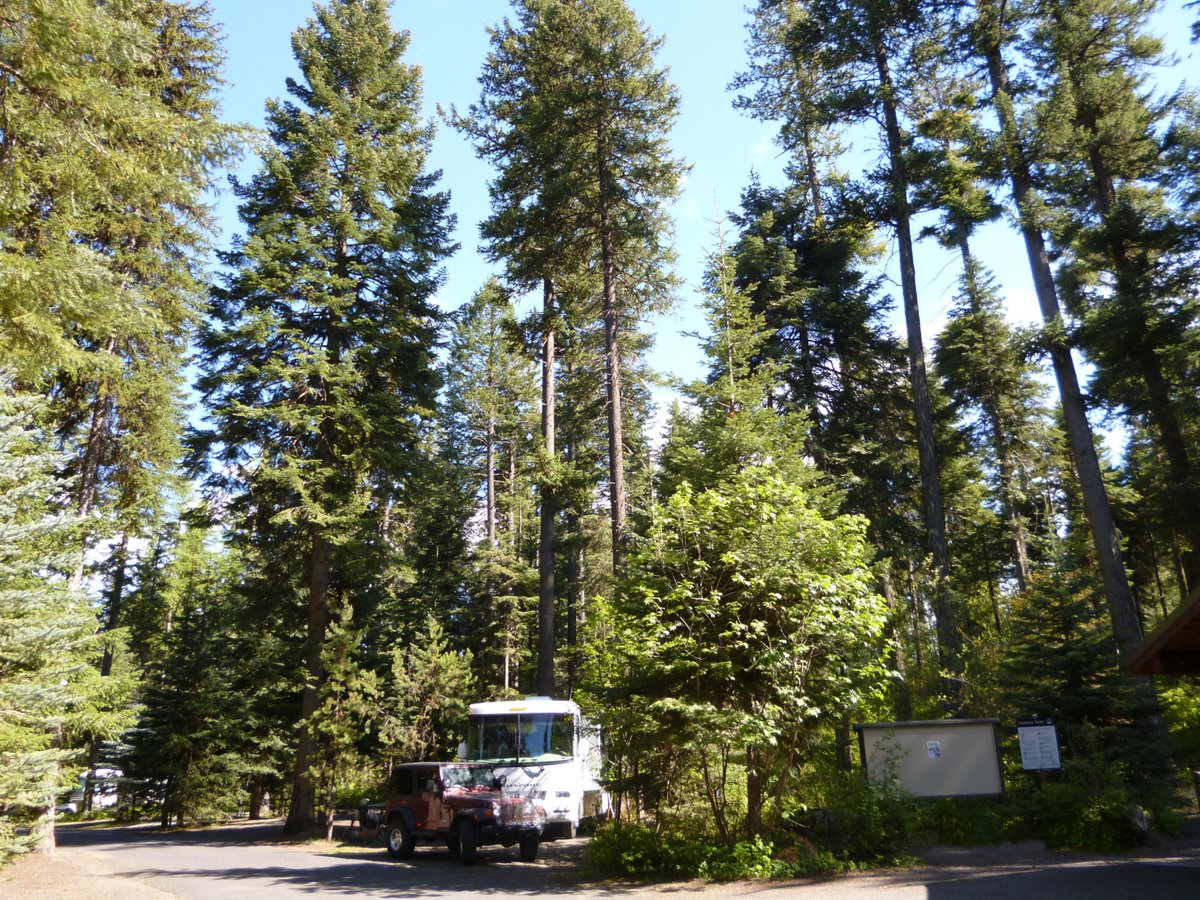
[119,525,253,827]
[0,378,113,857]
[195,0,453,832]
[738,0,965,695]
[457,0,685,589]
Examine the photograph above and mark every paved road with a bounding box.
[53,819,1200,899]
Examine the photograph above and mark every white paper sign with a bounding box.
[1018,724,1061,771]
[927,740,941,759]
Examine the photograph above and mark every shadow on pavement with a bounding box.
[924,861,1199,900]
[57,820,621,897]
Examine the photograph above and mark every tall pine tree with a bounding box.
[195,0,453,833]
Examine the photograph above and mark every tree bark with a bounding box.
[881,568,914,721]
[69,354,116,590]
[746,743,763,838]
[248,775,267,820]
[536,277,557,697]
[979,14,1144,661]
[285,530,331,834]
[598,123,627,573]
[486,417,496,550]
[870,26,962,690]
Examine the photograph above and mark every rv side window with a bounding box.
[551,716,574,756]
[390,768,414,796]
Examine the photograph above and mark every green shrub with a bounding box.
[918,797,1006,845]
[586,821,844,881]
[700,836,793,881]
[586,822,676,878]
[788,777,916,865]
[1004,762,1152,852]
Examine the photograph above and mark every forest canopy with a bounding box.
[2,0,1199,873]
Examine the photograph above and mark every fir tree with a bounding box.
[195,0,453,832]
[307,601,378,840]
[119,525,253,827]
[0,378,115,857]
[379,617,475,765]
[458,0,685,588]
[1002,568,1171,843]
[968,0,1146,663]
[1030,0,1200,594]
[444,281,540,693]
[738,0,965,695]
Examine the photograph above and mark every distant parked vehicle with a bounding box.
[61,767,121,814]
[381,761,544,864]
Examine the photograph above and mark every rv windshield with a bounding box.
[466,713,573,763]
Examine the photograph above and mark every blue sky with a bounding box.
[208,1,1198,420]
[211,0,784,390]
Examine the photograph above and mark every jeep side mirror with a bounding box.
[456,741,467,760]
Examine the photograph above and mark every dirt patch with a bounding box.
[0,846,177,900]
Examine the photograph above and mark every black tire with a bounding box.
[458,818,478,865]
[386,817,414,859]
[518,832,539,862]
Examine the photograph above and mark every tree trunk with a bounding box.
[486,418,496,550]
[746,743,763,838]
[881,567,913,720]
[597,124,627,572]
[836,720,854,771]
[980,23,1143,662]
[566,509,581,697]
[285,530,331,834]
[536,277,557,697]
[69,365,116,590]
[99,533,129,678]
[870,28,962,691]
[248,775,267,820]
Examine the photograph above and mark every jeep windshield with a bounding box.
[465,713,573,763]
[440,764,496,791]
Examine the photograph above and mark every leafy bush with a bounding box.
[586,821,842,881]
[1004,761,1153,851]
[700,835,793,881]
[918,797,1006,845]
[788,777,917,865]
[586,822,680,878]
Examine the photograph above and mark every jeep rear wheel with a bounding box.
[386,817,414,859]
[518,832,539,862]
[457,818,477,865]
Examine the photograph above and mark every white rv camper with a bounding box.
[459,697,607,838]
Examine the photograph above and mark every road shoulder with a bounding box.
[1,844,177,900]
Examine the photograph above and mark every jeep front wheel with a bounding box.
[457,818,477,865]
[386,818,414,859]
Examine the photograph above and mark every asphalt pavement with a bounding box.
[42,818,1200,900]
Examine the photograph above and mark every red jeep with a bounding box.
[382,762,544,864]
